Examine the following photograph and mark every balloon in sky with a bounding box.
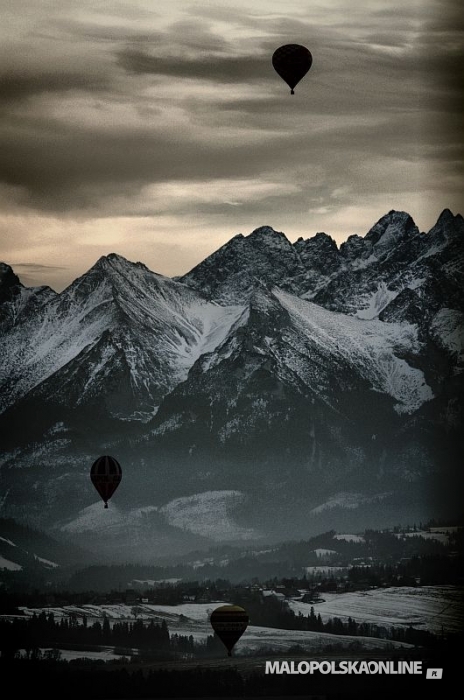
[210,605,249,657]
[90,455,122,508]
[272,44,313,94]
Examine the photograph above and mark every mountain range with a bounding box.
[0,209,462,560]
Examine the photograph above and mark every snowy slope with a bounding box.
[273,288,433,414]
[172,284,433,416]
[0,254,243,419]
[0,263,57,332]
[429,309,464,362]
[288,586,464,635]
[159,491,257,540]
[59,491,257,543]
[0,555,22,570]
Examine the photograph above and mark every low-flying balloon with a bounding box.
[90,455,122,508]
[272,44,312,94]
[210,604,249,657]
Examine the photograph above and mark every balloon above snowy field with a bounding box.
[272,44,313,94]
[90,455,122,509]
[210,604,249,656]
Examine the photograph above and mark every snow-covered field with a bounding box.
[9,585,462,661]
[17,586,463,640]
[236,626,410,654]
[288,586,464,635]
[13,599,413,659]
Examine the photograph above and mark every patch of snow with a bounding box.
[60,502,127,533]
[238,625,411,653]
[430,309,464,361]
[262,590,286,600]
[355,284,399,320]
[151,414,184,436]
[418,242,447,259]
[34,555,59,568]
[0,555,22,570]
[313,548,337,557]
[131,578,182,587]
[350,254,378,270]
[0,536,16,547]
[304,566,348,574]
[59,502,159,534]
[160,491,257,541]
[334,534,365,543]
[310,492,391,515]
[407,277,426,290]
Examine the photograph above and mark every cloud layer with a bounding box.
[0,0,462,289]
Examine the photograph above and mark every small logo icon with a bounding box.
[426,668,443,679]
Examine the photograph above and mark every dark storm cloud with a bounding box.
[118,49,268,83]
[0,1,461,220]
[0,111,307,210]
[0,71,111,102]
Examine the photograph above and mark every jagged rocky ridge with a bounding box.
[0,210,462,558]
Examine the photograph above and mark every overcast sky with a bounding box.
[0,0,462,290]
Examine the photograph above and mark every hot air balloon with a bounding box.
[272,44,312,94]
[210,604,249,657]
[90,455,122,508]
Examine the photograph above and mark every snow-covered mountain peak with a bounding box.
[250,225,279,235]
[249,225,288,242]
[62,253,175,309]
[363,211,419,260]
[293,232,341,272]
[425,208,464,247]
[435,208,460,226]
[365,210,418,244]
[339,234,367,261]
[180,225,303,303]
[89,252,157,279]
[294,231,338,251]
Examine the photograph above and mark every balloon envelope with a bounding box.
[210,605,249,656]
[272,44,312,94]
[90,455,122,508]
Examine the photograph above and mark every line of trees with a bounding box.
[0,612,225,660]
